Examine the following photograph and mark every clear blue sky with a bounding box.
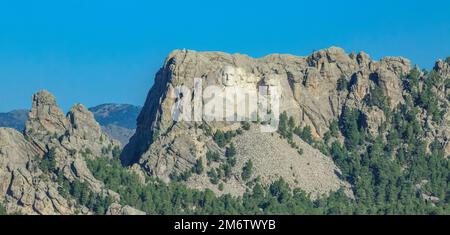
[1,0,449,112]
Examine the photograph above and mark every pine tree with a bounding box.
[278,112,289,137]
[0,203,6,215]
[340,108,361,150]
[241,160,253,181]
[336,75,349,91]
[193,159,204,174]
[225,143,236,158]
[288,117,296,130]
[299,126,313,144]
[214,130,226,148]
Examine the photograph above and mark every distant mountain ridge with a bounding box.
[0,104,141,146]
[88,104,141,130]
[89,104,142,145]
[0,109,29,131]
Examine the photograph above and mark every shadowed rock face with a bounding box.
[122,47,449,197]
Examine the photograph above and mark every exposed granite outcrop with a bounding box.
[0,91,127,214]
[122,47,449,198]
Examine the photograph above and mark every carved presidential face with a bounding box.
[222,66,237,86]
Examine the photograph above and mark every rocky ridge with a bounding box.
[0,90,144,215]
[0,104,141,146]
[122,47,449,198]
[1,47,448,214]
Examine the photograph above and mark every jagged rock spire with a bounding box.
[24,90,69,146]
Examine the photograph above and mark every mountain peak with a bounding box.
[25,90,70,145]
[32,90,57,106]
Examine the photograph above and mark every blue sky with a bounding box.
[1,0,449,112]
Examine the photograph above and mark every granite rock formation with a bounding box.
[0,91,139,215]
[122,47,449,198]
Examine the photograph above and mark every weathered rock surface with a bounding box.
[122,47,449,198]
[124,47,411,158]
[0,90,123,214]
[101,124,136,146]
[24,90,70,150]
[0,103,140,146]
[106,203,146,215]
[432,59,450,156]
[1,48,448,214]
[0,128,75,215]
[187,125,351,198]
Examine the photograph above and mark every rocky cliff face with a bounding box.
[24,91,120,163]
[124,47,411,160]
[1,48,448,214]
[432,59,450,154]
[0,91,144,215]
[122,47,449,198]
[0,128,69,215]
